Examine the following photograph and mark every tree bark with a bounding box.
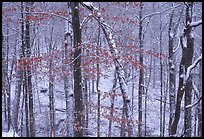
[108,69,117,137]
[168,7,176,137]
[138,2,144,137]
[170,2,194,137]
[71,2,83,137]
[184,3,194,137]
[25,2,35,136]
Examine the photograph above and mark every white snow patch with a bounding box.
[189,20,202,27]
[2,130,19,137]
[179,73,184,78]
[183,37,187,48]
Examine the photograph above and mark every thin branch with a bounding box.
[184,55,202,85]
[142,3,182,21]
[185,96,202,108]
[189,20,202,28]
[18,11,72,23]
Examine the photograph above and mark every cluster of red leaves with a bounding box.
[88,101,133,126]
[16,50,60,70]
[2,7,17,13]
[17,10,68,25]
[16,56,41,71]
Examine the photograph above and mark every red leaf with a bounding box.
[101,7,106,13]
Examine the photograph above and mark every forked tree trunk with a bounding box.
[170,2,194,137]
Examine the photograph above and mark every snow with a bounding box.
[2,130,19,137]
[182,36,187,48]
[82,2,98,11]
[75,6,78,9]
[189,20,202,27]
[82,2,93,7]
[179,73,184,78]
[170,32,174,38]
[2,2,202,137]
[184,55,202,85]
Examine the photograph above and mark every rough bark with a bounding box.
[170,2,194,137]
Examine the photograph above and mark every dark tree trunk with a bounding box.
[71,2,83,137]
[96,29,101,137]
[168,8,176,137]
[170,2,194,137]
[138,2,144,137]
[184,3,194,137]
[25,3,35,136]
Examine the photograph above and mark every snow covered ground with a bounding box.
[2,130,19,137]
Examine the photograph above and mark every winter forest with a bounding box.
[2,2,202,137]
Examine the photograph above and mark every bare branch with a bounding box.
[185,96,202,108]
[142,3,182,21]
[189,20,202,28]
[184,55,202,85]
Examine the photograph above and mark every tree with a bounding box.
[71,2,84,137]
[138,2,144,137]
[170,2,202,137]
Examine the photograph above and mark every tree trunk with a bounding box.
[138,2,144,137]
[168,7,176,137]
[63,18,72,136]
[170,3,194,136]
[48,22,55,137]
[184,3,194,137]
[71,2,83,137]
[159,13,163,137]
[96,30,101,137]
[25,3,35,136]
[108,69,117,137]
[197,59,202,137]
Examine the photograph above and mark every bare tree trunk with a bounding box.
[71,2,83,137]
[108,69,117,137]
[159,13,163,137]
[138,2,144,137]
[168,7,176,137]
[168,4,183,136]
[2,24,8,128]
[184,3,194,136]
[144,42,153,136]
[197,60,202,137]
[163,63,168,137]
[25,3,35,136]
[171,3,194,136]
[120,108,126,137]
[63,15,72,136]
[96,28,101,137]
[48,22,55,137]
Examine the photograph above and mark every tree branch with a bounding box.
[185,96,202,108]
[184,55,202,85]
